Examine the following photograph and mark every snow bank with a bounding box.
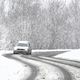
[32,49,70,56]
[55,49,80,61]
[0,50,13,55]
[0,54,31,80]
[0,49,71,53]
[0,49,70,57]
[32,49,71,52]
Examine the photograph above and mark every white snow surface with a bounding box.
[38,56,80,80]
[14,55,64,80]
[1,49,80,80]
[55,49,80,61]
[32,49,71,52]
[0,51,31,80]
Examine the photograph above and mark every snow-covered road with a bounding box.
[3,53,73,80]
[1,50,80,80]
[22,55,73,80]
[4,54,65,80]
[38,56,80,80]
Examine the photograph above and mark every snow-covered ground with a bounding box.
[55,49,80,61]
[0,52,31,80]
[32,49,71,52]
[0,50,65,80]
[53,49,80,80]
[15,55,64,80]
[38,56,80,80]
[1,49,80,80]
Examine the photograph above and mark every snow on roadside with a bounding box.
[51,59,80,80]
[54,49,80,80]
[0,55,31,80]
[66,66,80,80]
[32,49,71,52]
[52,60,80,80]
[14,55,64,80]
[55,49,80,61]
[0,50,13,55]
[38,56,80,80]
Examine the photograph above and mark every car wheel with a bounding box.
[29,51,31,55]
[14,51,19,54]
[13,51,17,54]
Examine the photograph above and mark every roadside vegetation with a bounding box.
[0,0,80,49]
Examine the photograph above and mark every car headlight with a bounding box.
[25,48,29,51]
[14,47,17,50]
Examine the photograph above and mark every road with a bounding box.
[2,53,80,80]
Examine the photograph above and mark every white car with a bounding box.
[13,41,32,55]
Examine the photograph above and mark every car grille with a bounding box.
[17,49,24,50]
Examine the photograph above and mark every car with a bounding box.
[13,41,32,55]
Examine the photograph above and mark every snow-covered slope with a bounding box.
[55,49,80,61]
[0,51,31,80]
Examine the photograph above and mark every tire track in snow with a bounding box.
[38,56,80,68]
[3,54,38,80]
[21,55,72,80]
[37,56,80,80]
[39,56,80,80]
[51,57,80,68]
[14,55,64,80]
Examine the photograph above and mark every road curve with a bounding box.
[37,56,80,80]
[3,54,38,80]
[38,56,80,68]
[21,55,73,80]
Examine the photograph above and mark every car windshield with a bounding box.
[17,43,29,47]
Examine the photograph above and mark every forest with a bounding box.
[0,0,80,49]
